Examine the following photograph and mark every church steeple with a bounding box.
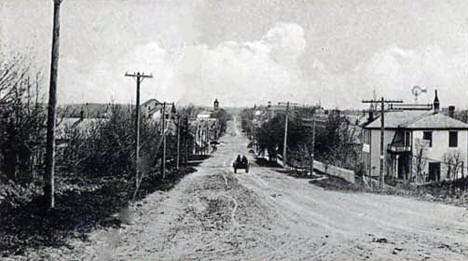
[214,98,219,111]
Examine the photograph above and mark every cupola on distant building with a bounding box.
[214,98,219,111]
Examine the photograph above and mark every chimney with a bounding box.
[433,90,440,113]
[368,110,374,122]
[448,105,455,118]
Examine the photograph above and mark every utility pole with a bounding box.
[302,117,316,176]
[275,102,300,168]
[124,72,152,188]
[302,114,327,176]
[176,115,181,170]
[184,117,189,167]
[206,124,210,154]
[379,98,385,189]
[162,103,167,178]
[160,101,175,178]
[283,102,289,167]
[362,97,403,189]
[44,0,64,209]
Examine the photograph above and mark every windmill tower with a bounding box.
[411,85,427,104]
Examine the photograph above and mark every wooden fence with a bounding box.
[274,153,355,184]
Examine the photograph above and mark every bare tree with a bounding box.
[0,56,45,184]
[412,139,429,183]
[443,151,464,180]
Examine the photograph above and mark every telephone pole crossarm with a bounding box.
[124,72,153,78]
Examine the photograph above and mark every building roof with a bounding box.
[365,111,468,130]
[140,98,162,107]
[56,117,108,140]
[60,103,134,118]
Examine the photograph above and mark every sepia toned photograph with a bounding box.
[1,0,468,260]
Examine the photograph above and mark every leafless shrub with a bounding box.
[412,139,429,183]
[0,55,46,184]
[443,151,464,180]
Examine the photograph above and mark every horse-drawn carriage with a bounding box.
[233,155,249,173]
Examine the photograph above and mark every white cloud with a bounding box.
[65,22,309,107]
[59,22,468,109]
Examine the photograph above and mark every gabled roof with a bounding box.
[56,117,108,140]
[364,111,468,130]
[407,113,468,129]
[141,98,162,107]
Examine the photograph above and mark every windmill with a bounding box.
[411,85,427,103]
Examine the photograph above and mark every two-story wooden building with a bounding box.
[362,91,468,183]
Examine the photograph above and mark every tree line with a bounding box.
[240,107,362,173]
[0,55,227,207]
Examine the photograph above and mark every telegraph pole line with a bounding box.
[44,0,64,209]
[362,97,403,189]
[125,72,152,188]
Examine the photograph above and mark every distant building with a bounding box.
[362,91,468,183]
[196,111,212,119]
[56,109,108,151]
[141,98,163,119]
[193,101,221,154]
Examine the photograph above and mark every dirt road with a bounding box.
[17,119,468,260]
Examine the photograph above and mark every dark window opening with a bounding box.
[404,131,410,146]
[423,131,432,147]
[428,162,441,182]
[449,131,458,147]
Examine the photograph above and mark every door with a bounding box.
[428,162,441,182]
[397,155,409,179]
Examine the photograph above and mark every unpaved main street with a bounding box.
[18,120,468,260]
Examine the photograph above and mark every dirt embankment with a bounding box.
[0,167,195,258]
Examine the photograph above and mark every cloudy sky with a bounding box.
[2,0,468,108]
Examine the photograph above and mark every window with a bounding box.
[404,131,410,146]
[423,131,432,147]
[449,131,458,147]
